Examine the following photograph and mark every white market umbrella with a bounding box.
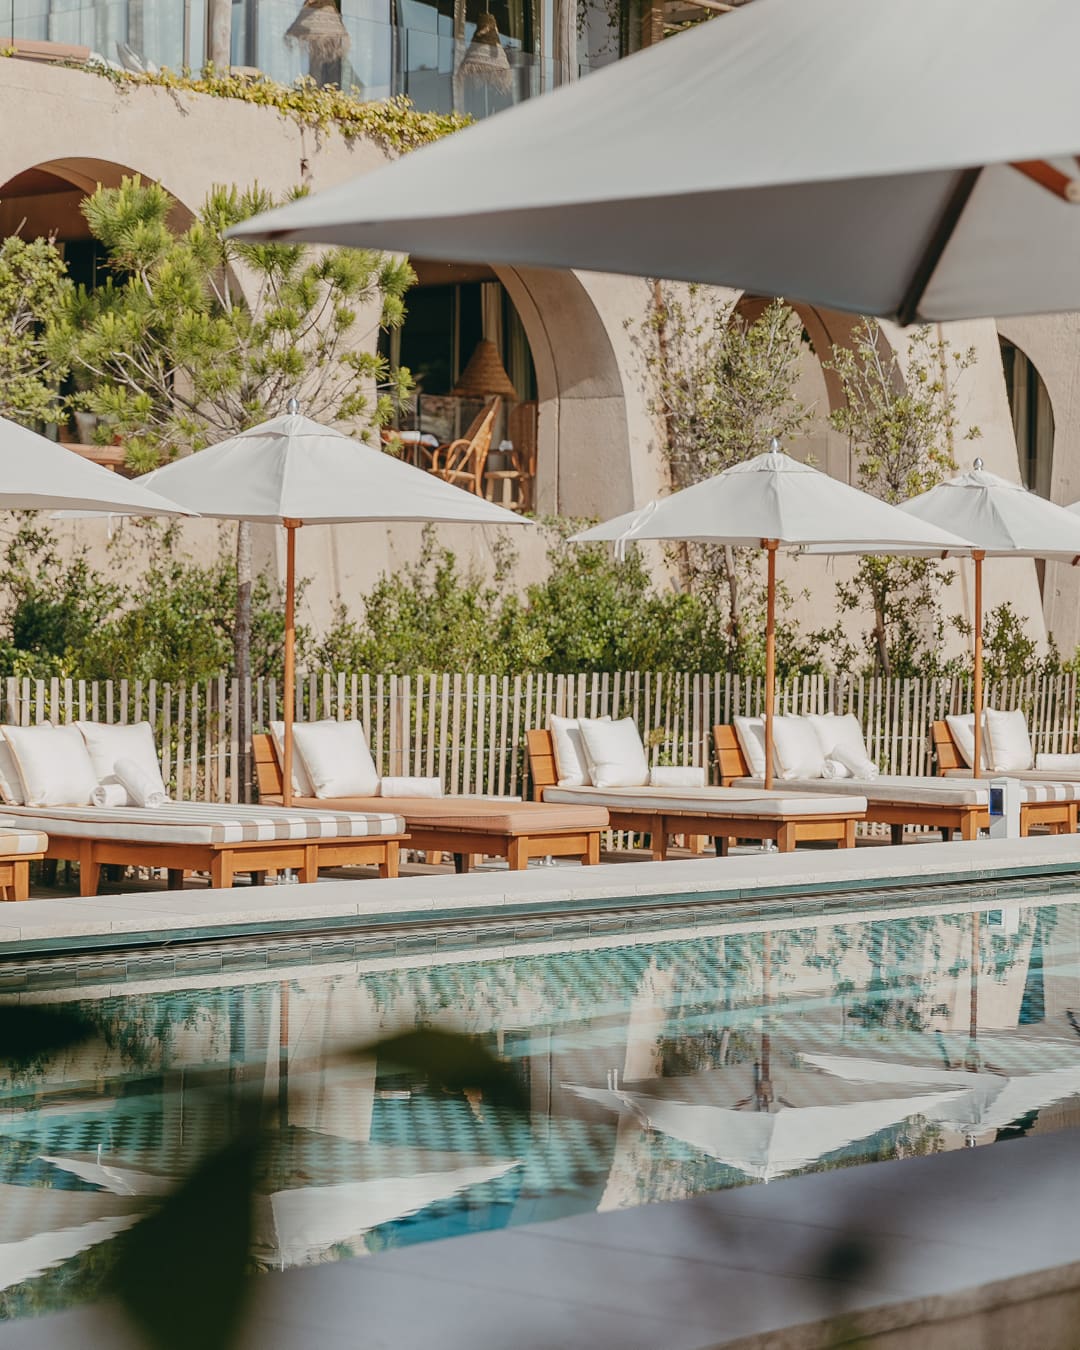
[804,1053,1080,1147]
[569,1085,965,1183]
[0,417,189,517]
[228,0,1080,324]
[136,411,529,803]
[898,462,1080,775]
[573,446,972,788]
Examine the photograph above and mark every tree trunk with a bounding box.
[235,521,253,801]
[873,599,892,679]
[724,544,741,672]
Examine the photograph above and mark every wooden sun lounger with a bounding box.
[254,734,607,872]
[715,724,1079,841]
[0,826,48,901]
[526,729,865,858]
[0,802,406,896]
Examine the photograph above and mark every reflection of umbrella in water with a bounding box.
[804,1052,1080,1146]
[567,1085,964,1183]
[41,1149,519,1268]
[257,1160,519,1266]
[0,1182,141,1293]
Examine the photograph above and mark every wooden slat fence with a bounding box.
[3,671,1078,804]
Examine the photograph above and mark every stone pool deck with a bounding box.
[6,1124,1080,1350]
[1,833,1080,954]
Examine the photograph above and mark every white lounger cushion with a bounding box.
[76,721,167,796]
[946,712,989,770]
[0,823,47,854]
[733,774,1080,806]
[0,801,404,844]
[543,785,866,817]
[4,724,98,807]
[293,720,380,798]
[0,730,26,805]
[732,716,767,778]
[771,716,826,780]
[578,717,649,789]
[984,708,1034,772]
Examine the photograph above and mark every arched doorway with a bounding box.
[1000,336,1055,501]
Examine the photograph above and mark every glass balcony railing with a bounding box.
[6,0,622,119]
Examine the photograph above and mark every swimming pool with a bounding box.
[3,882,1080,1320]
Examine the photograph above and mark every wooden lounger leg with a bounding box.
[379,842,399,879]
[959,814,979,841]
[714,836,730,857]
[649,818,668,861]
[210,852,234,889]
[890,824,904,847]
[776,823,797,853]
[12,861,28,902]
[78,842,101,898]
[507,838,526,871]
[167,869,184,890]
[453,852,468,874]
[298,844,319,884]
[841,819,857,849]
[584,833,600,866]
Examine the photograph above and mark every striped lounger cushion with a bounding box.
[542,786,868,817]
[731,776,1080,806]
[0,802,405,846]
[0,827,47,855]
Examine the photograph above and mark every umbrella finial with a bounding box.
[973,456,984,471]
[287,397,300,416]
[769,437,781,456]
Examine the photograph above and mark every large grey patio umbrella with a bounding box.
[573,446,972,789]
[0,417,188,516]
[898,463,1080,776]
[136,410,528,804]
[227,0,1080,324]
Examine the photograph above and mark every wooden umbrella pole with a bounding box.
[972,550,984,779]
[764,540,778,792]
[282,520,300,808]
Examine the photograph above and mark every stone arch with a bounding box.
[493,265,638,517]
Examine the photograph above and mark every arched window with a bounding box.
[1000,337,1055,499]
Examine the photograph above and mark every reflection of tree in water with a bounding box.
[0,1239,119,1322]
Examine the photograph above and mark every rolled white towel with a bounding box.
[114,756,168,808]
[649,765,707,788]
[91,780,130,808]
[830,744,879,780]
[1034,752,1080,773]
[821,758,851,780]
[379,776,444,798]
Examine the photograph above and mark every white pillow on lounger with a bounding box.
[379,776,444,797]
[548,713,609,787]
[4,723,98,807]
[650,765,706,788]
[804,713,870,765]
[77,721,167,798]
[578,716,649,789]
[732,716,767,778]
[0,729,27,805]
[946,712,989,770]
[270,719,330,797]
[1035,753,1080,772]
[771,715,826,780]
[984,708,1033,772]
[292,720,380,798]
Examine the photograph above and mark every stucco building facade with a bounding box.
[0,30,1074,658]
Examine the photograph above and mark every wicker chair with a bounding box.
[430,397,500,495]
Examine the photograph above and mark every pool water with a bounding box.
[3,889,1080,1319]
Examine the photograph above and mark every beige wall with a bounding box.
[3,57,1077,658]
